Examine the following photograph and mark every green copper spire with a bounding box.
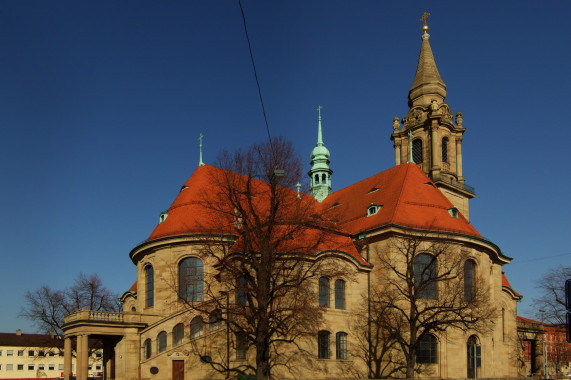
[308,105,332,202]
[198,133,205,166]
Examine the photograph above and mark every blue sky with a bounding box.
[1,1,570,332]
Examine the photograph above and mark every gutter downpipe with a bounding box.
[359,233,372,378]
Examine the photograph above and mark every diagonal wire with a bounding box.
[237,0,274,156]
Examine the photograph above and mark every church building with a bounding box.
[62,18,522,380]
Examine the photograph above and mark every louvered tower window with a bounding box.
[442,137,449,163]
[413,139,423,163]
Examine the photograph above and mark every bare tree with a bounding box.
[533,265,571,324]
[180,138,346,380]
[353,286,407,379]
[21,273,120,336]
[365,233,497,379]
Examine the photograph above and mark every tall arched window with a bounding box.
[190,316,204,339]
[416,333,438,364]
[336,332,348,360]
[157,331,167,353]
[414,253,437,299]
[173,323,184,347]
[467,335,481,378]
[319,277,330,307]
[145,265,154,308]
[318,331,330,359]
[179,257,203,302]
[464,260,476,301]
[334,279,345,309]
[144,338,152,359]
[413,139,423,164]
[442,137,449,163]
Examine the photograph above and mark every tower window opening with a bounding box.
[322,173,326,182]
[413,139,423,164]
[315,174,319,184]
[442,137,449,163]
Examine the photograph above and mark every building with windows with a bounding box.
[62,19,522,380]
[517,316,571,377]
[0,330,102,379]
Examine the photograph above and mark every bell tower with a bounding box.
[391,14,475,220]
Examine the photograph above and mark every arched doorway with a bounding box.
[467,335,481,379]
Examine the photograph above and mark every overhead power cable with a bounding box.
[237,0,274,155]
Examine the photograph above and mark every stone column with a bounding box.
[64,336,72,380]
[456,137,463,179]
[431,122,440,173]
[394,140,401,165]
[77,334,89,380]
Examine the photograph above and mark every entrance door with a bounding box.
[172,360,184,380]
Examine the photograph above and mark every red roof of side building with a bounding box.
[320,163,481,237]
[128,281,137,292]
[0,332,62,348]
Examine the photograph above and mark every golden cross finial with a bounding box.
[420,12,430,26]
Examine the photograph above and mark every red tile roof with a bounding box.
[321,163,481,237]
[145,163,482,256]
[0,332,62,348]
[502,271,521,296]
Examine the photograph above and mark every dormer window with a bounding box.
[329,202,341,209]
[367,187,380,194]
[448,207,459,219]
[159,212,168,223]
[367,204,381,216]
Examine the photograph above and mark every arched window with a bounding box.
[319,277,330,307]
[464,260,476,301]
[190,316,204,339]
[321,173,326,182]
[173,323,184,347]
[416,333,437,364]
[236,276,247,306]
[442,137,449,163]
[413,253,437,299]
[209,309,222,331]
[314,174,319,184]
[318,331,330,359]
[467,335,481,378]
[334,279,345,309]
[157,331,167,353]
[145,265,154,308]
[413,139,423,164]
[144,338,152,359]
[179,257,203,302]
[336,332,348,360]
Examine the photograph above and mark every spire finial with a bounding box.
[316,105,324,146]
[420,12,430,34]
[198,133,205,166]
